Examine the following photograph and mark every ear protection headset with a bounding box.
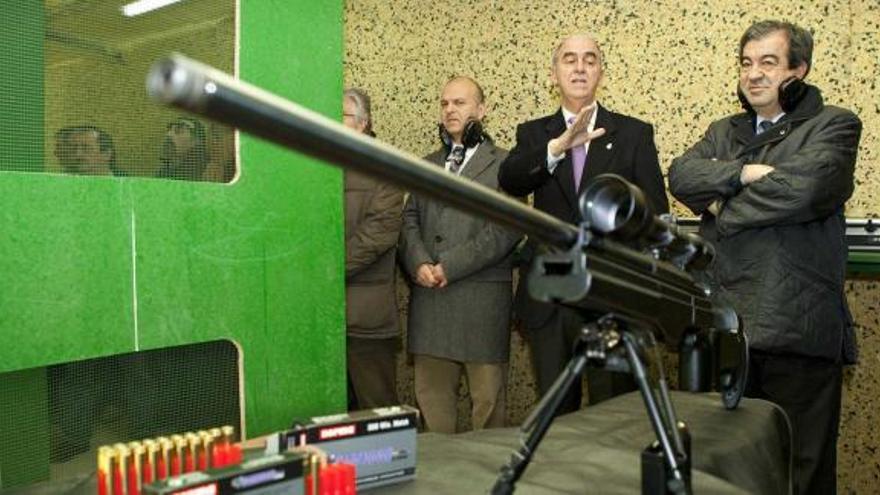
[439,119,485,151]
[737,76,808,113]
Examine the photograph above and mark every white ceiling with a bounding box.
[46,0,233,55]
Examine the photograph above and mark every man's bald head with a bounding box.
[440,75,487,144]
[443,75,485,104]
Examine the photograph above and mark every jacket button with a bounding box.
[434,235,443,243]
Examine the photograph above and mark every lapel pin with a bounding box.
[606,142,613,150]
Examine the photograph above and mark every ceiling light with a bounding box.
[121,0,184,17]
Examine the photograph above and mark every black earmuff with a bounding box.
[778,76,808,112]
[737,76,808,113]
[439,119,485,151]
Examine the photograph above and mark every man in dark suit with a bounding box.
[399,76,521,433]
[498,34,668,413]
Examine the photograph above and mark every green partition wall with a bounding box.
[0,2,43,173]
[0,1,345,482]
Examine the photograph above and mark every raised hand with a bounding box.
[548,104,606,156]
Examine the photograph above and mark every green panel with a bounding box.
[0,0,344,460]
[237,0,346,432]
[0,2,43,172]
[848,251,880,274]
[0,178,134,367]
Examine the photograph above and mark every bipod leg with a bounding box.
[620,332,691,495]
[490,320,604,494]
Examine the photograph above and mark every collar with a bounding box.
[561,103,599,131]
[732,84,825,148]
[755,112,785,132]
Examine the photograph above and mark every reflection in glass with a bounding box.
[10,0,238,182]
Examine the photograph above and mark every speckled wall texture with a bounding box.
[345,0,880,491]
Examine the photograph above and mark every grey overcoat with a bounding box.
[399,141,521,363]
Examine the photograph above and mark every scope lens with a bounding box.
[580,174,651,240]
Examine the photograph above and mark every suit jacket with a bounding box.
[399,140,521,363]
[498,105,669,329]
[345,170,404,339]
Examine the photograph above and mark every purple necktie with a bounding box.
[568,117,586,192]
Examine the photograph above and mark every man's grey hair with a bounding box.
[344,87,373,134]
[739,20,813,77]
[551,33,605,67]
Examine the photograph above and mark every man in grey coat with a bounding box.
[399,76,521,433]
[669,20,861,495]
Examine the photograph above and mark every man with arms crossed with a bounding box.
[669,21,860,494]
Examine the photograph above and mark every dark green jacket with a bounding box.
[345,170,404,339]
[669,85,861,362]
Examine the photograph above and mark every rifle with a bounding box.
[147,55,747,495]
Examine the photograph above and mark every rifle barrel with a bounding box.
[147,54,578,249]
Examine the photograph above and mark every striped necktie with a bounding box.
[757,120,773,135]
[447,145,465,174]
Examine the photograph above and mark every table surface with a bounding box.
[378,391,791,495]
